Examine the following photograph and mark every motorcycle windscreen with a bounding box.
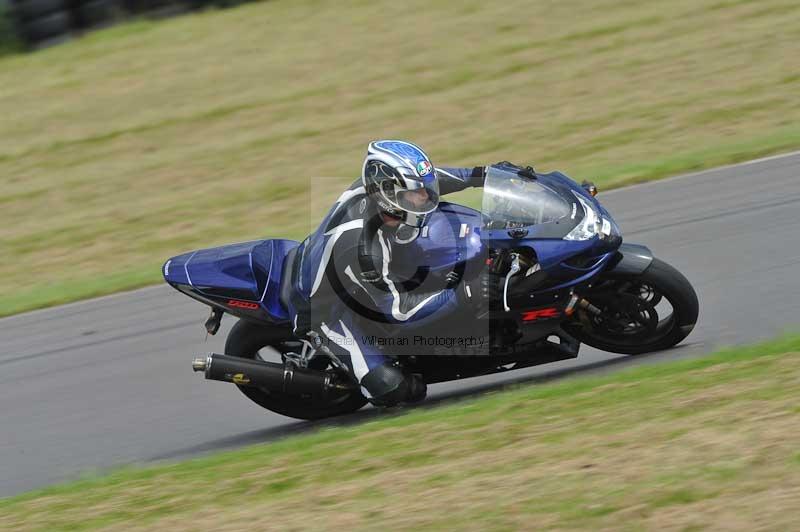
[481,165,574,234]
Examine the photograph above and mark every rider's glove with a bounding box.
[470,166,487,187]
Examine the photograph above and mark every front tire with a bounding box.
[568,258,699,355]
[225,319,367,420]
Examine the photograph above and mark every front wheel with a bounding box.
[566,258,699,355]
[225,319,368,420]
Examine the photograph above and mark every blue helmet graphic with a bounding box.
[362,140,440,228]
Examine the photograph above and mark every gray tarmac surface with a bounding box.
[1,152,799,497]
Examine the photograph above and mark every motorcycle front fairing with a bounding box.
[461,164,625,355]
[480,165,623,293]
[383,164,624,353]
[537,170,653,278]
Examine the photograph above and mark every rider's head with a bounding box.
[362,140,440,228]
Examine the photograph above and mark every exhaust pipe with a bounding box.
[192,353,356,395]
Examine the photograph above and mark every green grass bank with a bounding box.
[2,0,800,316]
[2,335,799,530]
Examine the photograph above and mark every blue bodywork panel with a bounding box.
[163,239,298,323]
[411,202,484,270]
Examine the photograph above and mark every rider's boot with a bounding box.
[360,363,427,406]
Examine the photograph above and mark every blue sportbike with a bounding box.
[164,163,699,419]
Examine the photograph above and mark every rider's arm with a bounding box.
[353,224,460,325]
[435,166,486,195]
[369,280,458,324]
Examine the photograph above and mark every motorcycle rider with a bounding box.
[288,140,486,406]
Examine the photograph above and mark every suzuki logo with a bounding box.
[521,307,561,322]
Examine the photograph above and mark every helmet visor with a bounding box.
[395,182,439,214]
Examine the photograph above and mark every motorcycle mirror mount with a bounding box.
[581,180,598,197]
[517,166,537,179]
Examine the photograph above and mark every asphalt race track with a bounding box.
[2,152,799,497]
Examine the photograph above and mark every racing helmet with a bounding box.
[362,140,440,228]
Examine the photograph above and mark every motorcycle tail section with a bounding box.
[163,238,298,323]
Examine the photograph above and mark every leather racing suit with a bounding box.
[285,166,485,402]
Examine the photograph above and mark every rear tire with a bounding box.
[225,319,367,420]
[569,258,699,355]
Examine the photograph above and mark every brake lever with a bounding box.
[503,253,521,312]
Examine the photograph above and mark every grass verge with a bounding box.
[2,335,800,530]
[2,0,800,317]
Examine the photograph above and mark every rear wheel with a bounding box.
[567,258,699,355]
[225,319,367,420]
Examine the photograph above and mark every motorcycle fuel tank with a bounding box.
[396,201,485,272]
